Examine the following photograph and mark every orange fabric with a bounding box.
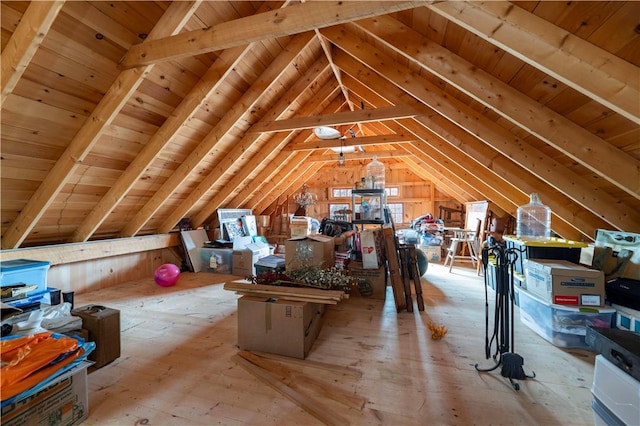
[0,332,52,357]
[1,334,78,388]
[0,348,85,401]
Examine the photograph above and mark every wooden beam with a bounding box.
[249,104,417,134]
[355,15,640,200]
[232,354,350,426]
[1,1,200,250]
[254,162,325,216]
[400,154,474,203]
[71,44,255,242]
[286,134,415,151]
[119,32,314,237]
[326,28,640,234]
[306,149,410,162]
[189,60,336,227]
[119,1,427,68]
[236,93,347,214]
[158,33,313,232]
[427,1,640,124]
[338,55,610,241]
[1,1,64,107]
[0,234,179,266]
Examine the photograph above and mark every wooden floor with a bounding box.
[77,261,597,425]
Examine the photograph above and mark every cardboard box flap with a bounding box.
[288,234,333,243]
[528,259,603,278]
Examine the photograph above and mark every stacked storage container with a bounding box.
[0,259,51,310]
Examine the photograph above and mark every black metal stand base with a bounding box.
[475,354,536,391]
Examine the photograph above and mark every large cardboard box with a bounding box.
[1,361,90,426]
[347,260,387,300]
[285,235,335,270]
[524,259,605,306]
[237,296,324,359]
[232,241,269,277]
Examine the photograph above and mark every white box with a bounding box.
[524,259,605,306]
[360,229,382,269]
[1,361,90,426]
[591,354,640,426]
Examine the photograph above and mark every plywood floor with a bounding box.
[77,261,596,425]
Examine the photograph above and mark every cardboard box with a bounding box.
[237,296,324,359]
[71,305,120,369]
[347,260,387,300]
[285,235,335,270]
[1,361,90,426]
[198,248,233,273]
[232,241,269,277]
[422,246,442,262]
[290,216,311,238]
[360,228,384,269]
[524,259,605,306]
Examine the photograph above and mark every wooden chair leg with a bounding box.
[409,246,425,311]
[398,246,413,313]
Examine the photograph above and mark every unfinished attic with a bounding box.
[1,1,640,425]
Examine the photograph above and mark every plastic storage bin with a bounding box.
[613,304,640,333]
[503,236,587,275]
[516,286,615,349]
[1,259,51,309]
[198,248,233,273]
[1,259,50,294]
[591,354,640,426]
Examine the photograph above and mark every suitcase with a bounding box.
[586,326,640,382]
[606,278,640,311]
[72,304,120,368]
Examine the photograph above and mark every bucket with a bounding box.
[49,288,61,305]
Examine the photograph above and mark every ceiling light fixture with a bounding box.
[313,126,342,140]
[293,183,317,208]
[338,140,345,167]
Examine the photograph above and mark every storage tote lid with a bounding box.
[0,259,50,271]
[503,235,587,248]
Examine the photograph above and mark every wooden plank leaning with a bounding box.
[382,226,406,312]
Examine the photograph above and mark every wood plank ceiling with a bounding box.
[1,1,639,249]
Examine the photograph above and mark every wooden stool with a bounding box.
[443,230,479,272]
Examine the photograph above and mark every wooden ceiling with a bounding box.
[1,1,639,249]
